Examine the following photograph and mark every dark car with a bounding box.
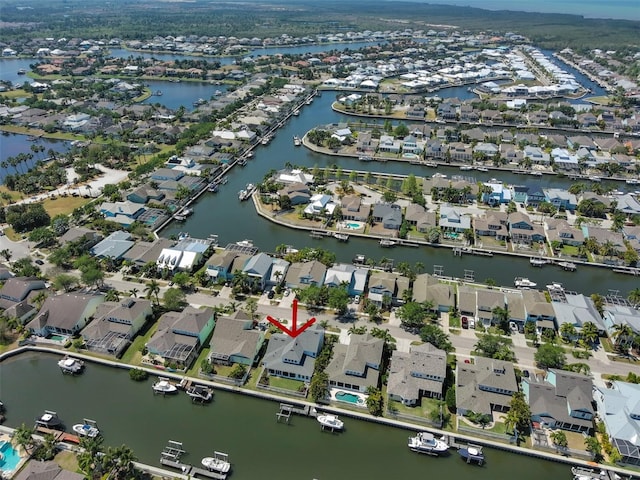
[267,290,275,299]
[35,259,44,265]
[461,316,468,329]
[523,370,530,378]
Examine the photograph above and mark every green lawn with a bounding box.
[120,323,157,365]
[268,376,305,392]
[187,347,210,377]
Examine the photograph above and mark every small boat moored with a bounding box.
[458,444,485,465]
[58,356,84,375]
[152,378,178,395]
[35,410,64,430]
[408,431,449,455]
[201,452,231,473]
[317,414,344,431]
[186,384,213,403]
[72,419,100,438]
[514,277,537,289]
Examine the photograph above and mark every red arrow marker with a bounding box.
[266,298,316,338]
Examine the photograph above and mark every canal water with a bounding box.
[0,352,570,480]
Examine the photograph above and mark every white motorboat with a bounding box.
[152,379,178,395]
[571,466,613,480]
[408,431,449,455]
[58,356,84,374]
[514,277,537,289]
[459,165,473,171]
[201,452,231,473]
[317,414,344,431]
[72,421,100,438]
[458,444,485,465]
[530,257,548,267]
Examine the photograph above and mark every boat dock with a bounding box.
[276,403,313,423]
[160,441,228,480]
[309,230,328,239]
[34,426,80,444]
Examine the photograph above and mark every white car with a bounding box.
[354,295,361,304]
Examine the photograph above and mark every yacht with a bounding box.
[292,109,300,116]
[475,166,489,172]
[317,414,344,431]
[293,135,302,146]
[152,379,178,395]
[408,431,449,455]
[530,257,547,267]
[352,254,367,265]
[424,161,438,167]
[201,452,231,473]
[530,171,543,176]
[458,444,485,465]
[208,183,218,193]
[379,239,397,248]
[186,384,213,403]
[58,356,84,375]
[72,420,100,438]
[514,277,537,289]
[588,176,601,183]
[558,261,577,272]
[17,69,27,75]
[459,165,473,171]
[359,154,374,162]
[236,239,254,248]
[625,178,640,185]
[571,466,612,480]
[36,410,64,430]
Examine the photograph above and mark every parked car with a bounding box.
[354,295,361,304]
[461,316,468,329]
[35,259,44,265]
[523,370,530,378]
[267,290,275,299]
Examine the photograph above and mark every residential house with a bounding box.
[523,369,594,433]
[303,194,336,216]
[439,204,471,233]
[326,333,384,392]
[448,142,472,163]
[456,357,518,415]
[277,182,311,206]
[284,260,327,289]
[405,204,437,233]
[593,381,640,465]
[523,146,550,165]
[509,212,546,245]
[205,251,239,282]
[543,188,578,211]
[372,203,403,230]
[208,310,265,366]
[367,271,409,307]
[340,195,371,222]
[99,201,145,226]
[481,181,512,206]
[552,292,607,334]
[59,227,102,248]
[90,231,135,260]
[122,238,176,268]
[126,185,165,204]
[476,288,506,327]
[583,226,626,259]
[412,273,455,312]
[14,460,85,480]
[521,289,556,329]
[0,277,46,308]
[387,343,447,406]
[545,218,584,247]
[377,135,401,154]
[602,303,640,339]
[81,298,153,357]
[242,252,273,291]
[473,212,508,240]
[402,135,422,155]
[146,306,215,368]
[323,263,368,296]
[262,323,324,381]
[27,292,105,337]
[156,236,213,272]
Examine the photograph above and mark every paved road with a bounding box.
[102,272,640,379]
[0,234,33,260]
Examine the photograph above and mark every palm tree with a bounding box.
[12,424,35,454]
[612,323,633,352]
[0,249,11,262]
[128,288,139,298]
[628,288,640,307]
[105,444,137,480]
[580,321,599,346]
[105,289,120,302]
[560,322,577,342]
[144,279,160,305]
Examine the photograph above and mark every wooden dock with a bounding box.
[276,403,312,423]
[159,441,229,480]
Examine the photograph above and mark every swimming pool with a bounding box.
[344,222,363,230]
[0,440,21,472]
[48,334,67,342]
[335,391,365,405]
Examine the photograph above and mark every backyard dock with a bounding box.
[276,403,312,423]
[159,441,229,480]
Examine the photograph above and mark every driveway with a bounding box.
[0,234,32,260]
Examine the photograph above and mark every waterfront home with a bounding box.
[482,181,511,206]
[412,273,455,313]
[81,298,153,357]
[404,204,435,233]
[262,323,324,382]
[402,135,423,155]
[242,253,274,291]
[615,194,640,217]
[523,369,594,434]
[521,289,556,327]
[27,292,105,337]
[544,218,584,248]
[323,263,368,296]
[122,238,176,269]
[447,142,472,163]
[509,212,545,246]
[99,201,145,226]
[476,288,507,327]
[303,194,336,217]
[326,333,384,393]
[146,306,215,369]
[268,259,290,287]
[90,231,135,260]
[439,204,471,233]
[372,203,402,230]
[156,236,214,272]
[277,183,311,206]
[523,146,550,165]
[205,251,240,282]
[622,225,640,254]
[367,271,409,307]
[543,188,577,211]
[582,226,626,258]
[387,343,447,406]
[356,132,373,153]
[551,291,607,335]
[593,381,640,466]
[14,460,85,480]
[151,167,185,182]
[473,142,499,157]
[602,303,640,342]
[284,260,327,289]
[275,168,314,185]
[473,212,509,241]
[455,357,518,416]
[377,135,401,154]
[208,310,265,366]
[340,195,372,222]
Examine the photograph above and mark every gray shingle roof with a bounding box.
[387,343,446,402]
[456,357,518,415]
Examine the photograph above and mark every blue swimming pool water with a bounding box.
[335,391,362,404]
[0,440,21,472]
[345,222,361,229]
[48,334,67,341]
